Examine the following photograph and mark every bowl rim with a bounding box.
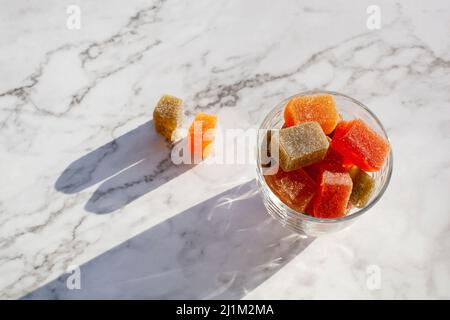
[256,90,393,224]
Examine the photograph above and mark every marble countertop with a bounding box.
[1,0,449,299]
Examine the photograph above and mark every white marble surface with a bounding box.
[0,0,449,299]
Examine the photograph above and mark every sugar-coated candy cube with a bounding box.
[153,95,183,141]
[331,119,359,157]
[276,122,329,172]
[284,95,339,134]
[332,119,390,172]
[265,168,317,213]
[312,170,353,218]
[348,166,375,208]
[188,112,218,159]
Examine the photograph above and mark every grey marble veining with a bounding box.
[0,0,449,299]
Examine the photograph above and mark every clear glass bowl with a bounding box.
[256,90,393,237]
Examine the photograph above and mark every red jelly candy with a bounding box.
[332,119,390,172]
[303,145,345,181]
[264,168,317,213]
[341,157,354,169]
[332,120,351,140]
[312,170,353,218]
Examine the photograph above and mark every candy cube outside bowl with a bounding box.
[255,90,393,237]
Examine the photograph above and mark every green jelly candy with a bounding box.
[348,166,375,208]
[276,122,329,172]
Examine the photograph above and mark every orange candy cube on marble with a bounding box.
[187,112,218,159]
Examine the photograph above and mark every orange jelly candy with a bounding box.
[312,170,353,218]
[332,119,390,172]
[284,95,339,134]
[188,112,218,158]
[265,168,317,213]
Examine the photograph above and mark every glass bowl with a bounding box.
[255,90,393,237]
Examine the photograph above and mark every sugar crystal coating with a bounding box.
[332,119,390,172]
[187,112,218,159]
[276,122,329,172]
[284,95,339,134]
[312,170,353,218]
[348,166,375,208]
[265,168,317,213]
[153,95,183,141]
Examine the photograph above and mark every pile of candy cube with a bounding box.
[153,94,217,159]
[264,95,390,218]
